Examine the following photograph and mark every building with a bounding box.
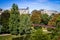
[0,8,2,15]
[0,7,29,15]
[19,7,29,14]
[40,9,59,15]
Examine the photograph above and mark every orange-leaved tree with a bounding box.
[31,10,41,24]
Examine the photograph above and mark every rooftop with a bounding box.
[19,7,29,10]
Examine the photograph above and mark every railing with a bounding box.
[32,24,56,29]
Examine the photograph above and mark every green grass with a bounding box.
[0,34,26,40]
[0,34,12,40]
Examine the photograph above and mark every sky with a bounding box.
[0,0,60,12]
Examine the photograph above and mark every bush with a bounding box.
[29,29,51,40]
[0,34,12,40]
[34,26,42,30]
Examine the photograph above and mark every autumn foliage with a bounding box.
[31,10,41,24]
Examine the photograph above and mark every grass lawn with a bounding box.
[0,34,12,40]
[0,34,22,40]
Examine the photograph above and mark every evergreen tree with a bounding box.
[9,4,20,35]
[19,14,32,35]
[1,10,10,34]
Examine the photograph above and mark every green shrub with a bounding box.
[29,29,51,40]
[0,34,12,40]
[12,36,23,40]
[34,26,42,30]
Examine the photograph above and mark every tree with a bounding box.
[0,25,2,34]
[47,14,60,40]
[0,15,1,25]
[48,14,60,27]
[1,10,10,34]
[9,3,20,35]
[55,14,60,31]
[41,13,49,25]
[31,10,41,24]
[19,14,32,35]
[56,21,60,31]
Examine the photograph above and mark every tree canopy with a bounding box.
[31,10,41,24]
[9,3,20,35]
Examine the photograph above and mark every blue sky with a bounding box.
[0,0,60,12]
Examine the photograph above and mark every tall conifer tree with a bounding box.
[9,4,20,35]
